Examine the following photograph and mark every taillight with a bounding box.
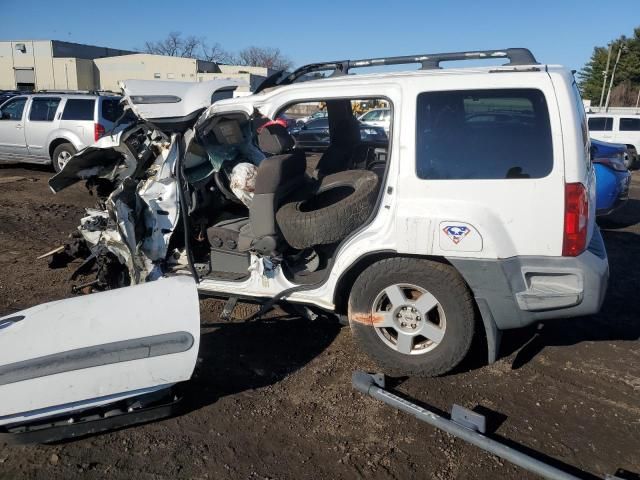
[562,182,589,256]
[94,123,105,142]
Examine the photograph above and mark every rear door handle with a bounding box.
[15,124,23,129]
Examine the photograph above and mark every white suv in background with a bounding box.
[587,113,640,168]
[358,107,390,132]
[0,92,124,172]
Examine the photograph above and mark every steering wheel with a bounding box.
[214,162,243,204]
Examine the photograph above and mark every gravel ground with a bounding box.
[0,164,638,480]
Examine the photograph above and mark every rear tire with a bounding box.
[348,257,475,377]
[52,143,77,173]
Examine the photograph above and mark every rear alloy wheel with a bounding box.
[52,143,77,173]
[348,257,475,377]
[370,283,447,355]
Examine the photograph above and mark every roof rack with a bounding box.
[35,89,121,96]
[255,48,538,93]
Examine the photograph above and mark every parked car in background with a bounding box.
[296,109,328,125]
[0,90,26,106]
[358,107,391,132]
[0,92,125,172]
[591,138,631,216]
[291,117,387,150]
[587,113,640,169]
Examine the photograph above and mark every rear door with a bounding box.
[0,96,28,160]
[25,96,62,158]
[59,97,96,148]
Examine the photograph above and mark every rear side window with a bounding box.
[101,98,124,122]
[61,99,95,120]
[620,117,640,131]
[29,97,61,121]
[416,89,553,179]
[588,117,613,131]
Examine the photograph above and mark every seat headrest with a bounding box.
[258,123,295,155]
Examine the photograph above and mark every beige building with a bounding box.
[96,54,272,93]
[1,40,274,94]
[0,40,134,91]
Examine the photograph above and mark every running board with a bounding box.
[352,371,625,480]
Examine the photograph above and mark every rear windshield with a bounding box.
[101,98,124,123]
[588,117,613,131]
[416,89,553,179]
[61,99,95,121]
[620,117,640,131]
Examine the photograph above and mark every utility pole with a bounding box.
[635,89,640,113]
[604,44,625,112]
[599,43,612,108]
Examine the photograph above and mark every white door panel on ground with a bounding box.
[0,276,200,422]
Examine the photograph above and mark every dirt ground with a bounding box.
[0,164,638,480]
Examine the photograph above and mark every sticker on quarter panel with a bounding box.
[443,225,470,244]
[439,222,483,252]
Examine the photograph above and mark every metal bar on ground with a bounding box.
[352,371,584,480]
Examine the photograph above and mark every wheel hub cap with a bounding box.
[371,283,446,355]
[396,306,421,331]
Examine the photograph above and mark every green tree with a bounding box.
[578,27,640,106]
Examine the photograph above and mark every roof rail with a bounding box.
[35,89,121,96]
[255,48,538,93]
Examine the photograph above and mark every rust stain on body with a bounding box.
[350,312,384,326]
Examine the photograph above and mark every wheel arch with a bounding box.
[333,251,501,364]
[48,138,74,160]
[333,252,454,314]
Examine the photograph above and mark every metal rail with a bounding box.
[352,371,617,480]
[255,48,538,93]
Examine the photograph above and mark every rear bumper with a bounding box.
[448,228,609,330]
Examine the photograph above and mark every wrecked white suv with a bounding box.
[0,49,609,439]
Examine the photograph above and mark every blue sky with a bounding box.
[2,0,639,71]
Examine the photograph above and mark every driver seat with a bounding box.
[207,124,306,257]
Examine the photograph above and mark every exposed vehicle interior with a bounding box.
[176,97,391,285]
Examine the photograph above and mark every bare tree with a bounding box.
[201,42,235,64]
[236,46,293,71]
[143,33,293,71]
[144,32,205,59]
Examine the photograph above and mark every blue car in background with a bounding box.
[591,138,631,217]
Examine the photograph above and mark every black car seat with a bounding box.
[207,124,306,257]
[315,115,361,176]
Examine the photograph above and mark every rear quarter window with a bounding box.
[61,99,95,121]
[415,89,553,179]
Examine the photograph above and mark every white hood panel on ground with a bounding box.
[121,79,246,121]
